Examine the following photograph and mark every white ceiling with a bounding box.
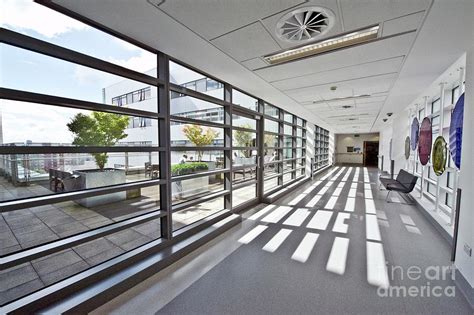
[52,0,473,135]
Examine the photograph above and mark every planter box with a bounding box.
[172,175,209,200]
[73,168,126,207]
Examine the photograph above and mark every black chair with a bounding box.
[379,169,418,204]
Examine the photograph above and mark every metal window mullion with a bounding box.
[257,99,265,200]
[278,110,284,186]
[158,52,172,239]
[224,83,233,210]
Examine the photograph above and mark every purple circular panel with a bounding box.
[418,117,432,166]
[449,93,464,169]
[411,117,419,150]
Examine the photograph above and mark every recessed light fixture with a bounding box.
[341,105,352,109]
[264,25,379,65]
[387,112,393,117]
[383,118,388,122]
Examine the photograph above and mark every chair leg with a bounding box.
[385,190,391,202]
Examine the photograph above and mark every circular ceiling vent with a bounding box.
[276,7,335,43]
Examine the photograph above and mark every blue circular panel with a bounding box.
[449,93,464,169]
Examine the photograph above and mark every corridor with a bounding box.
[93,166,471,314]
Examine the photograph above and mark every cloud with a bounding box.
[0,99,80,144]
[0,0,87,38]
[108,51,157,75]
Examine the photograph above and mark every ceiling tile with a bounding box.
[285,73,397,102]
[241,57,268,70]
[158,0,306,40]
[211,22,281,61]
[339,0,430,30]
[273,56,403,90]
[382,11,425,36]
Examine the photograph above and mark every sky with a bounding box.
[0,0,156,144]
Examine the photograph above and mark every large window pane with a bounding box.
[171,94,224,124]
[233,113,257,129]
[1,45,157,111]
[1,1,157,75]
[284,124,293,135]
[172,175,224,204]
[170,152,224,177]
[171,122,224,147]
[233,150,257,166]
[173,196,224,230]
[232,90,258,111]
[233,167,257,184]
[264,104,279,118]
[233,185,256,207]
[0,100,159,147]
[170,61,224,100]
[264,119,279,133]
[284,113,293,123]
[233,130,257,147]
[264,133,279,148]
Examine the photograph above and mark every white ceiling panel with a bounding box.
[241,57,268,70]
[211,22,281,61]
[273,56,403,90]
[260,0,342,49]
[157,0,306,40]
[285,73,397,102]
[255,32,415,81]
[339,0,430,30]
[382,11,425,37]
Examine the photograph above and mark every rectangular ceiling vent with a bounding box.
[264,25,379,65]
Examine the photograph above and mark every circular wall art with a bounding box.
[432,136,447,176]
[418,117,432,166]
[449,93,464,169]
[411,117,419,150]
[405,136,411,160]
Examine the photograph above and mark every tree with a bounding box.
[233,124,254,157]
[67,112,129,171]
[182,124,219,161]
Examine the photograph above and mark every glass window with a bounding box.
[233,130,257,147]
[431,99,441,114]
[264,119,279,133]
[170,61,224,100]
[171,122,223,147]
[264,133,279,148]
[1,44,158,111]
[284,113,293,123]
[264,104,279,118]
[232,89,258,111]
[283,136,293,148]
[233,185,256,207]
[173,196,224,230]
[171,94,224,124]
[233,113,257,129]
[284,124,293,135]
[1,0,157,75]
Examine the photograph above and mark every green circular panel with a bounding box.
[432,136,447,176]
[405,136,410,160]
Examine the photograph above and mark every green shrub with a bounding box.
[171,162,209,176]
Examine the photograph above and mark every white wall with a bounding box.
[378,126,393,173]
[335,133,379,164]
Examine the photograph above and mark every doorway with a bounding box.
[364,141,379,166]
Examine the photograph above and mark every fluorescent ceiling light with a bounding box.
[264,25,379,65]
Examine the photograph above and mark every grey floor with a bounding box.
[94,166,472,315]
